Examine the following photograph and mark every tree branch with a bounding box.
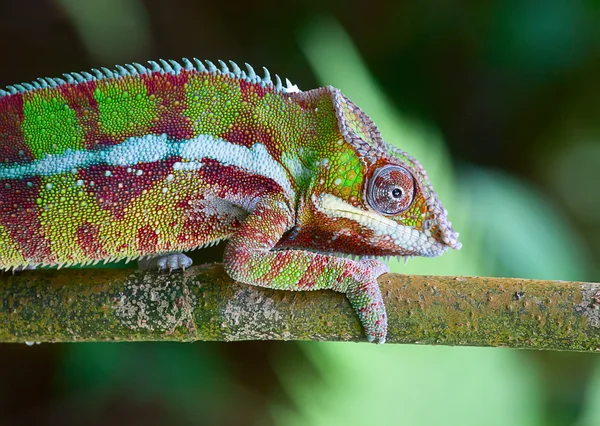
[1,264,600,351]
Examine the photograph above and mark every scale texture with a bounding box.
[0,58,461,342]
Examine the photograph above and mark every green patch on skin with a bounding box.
[37,174,109,264]
[95,78,158,136]
[260,93,366,200]
[326,148,364,197]
[0,223,25,266]
[256,91,339,156]
[268,255,312,289]
[395,197,426,229]
[281,148,317,190]
[255,92,306,147]
[306,96,341,151]
[314,264,345,290]
[183,75,242,136]
[22,93,85,158]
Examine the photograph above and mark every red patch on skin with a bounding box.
[59,81,98,115]
[137,225,158,253]
[296,272,316,289]
[222,125,274,150]
[58,81,115,150]
[277,221,396,257]
[142,72,194,140]
[175,192,233,246]
[239,79,267,100]
[293,97,312,110]
[227,248,251,270]
[0,93,33,163]
[296,257,330,289]
[77,157,181,220]
[76,221,108,260]
[172,161,286,249]
[222,126,254,148]
[0,177,53,263]
[199,159,283,198]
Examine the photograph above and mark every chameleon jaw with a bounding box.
[313,193,447,258]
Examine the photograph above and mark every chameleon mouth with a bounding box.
[313,194,447,258]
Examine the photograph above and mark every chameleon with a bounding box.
[0,58,461,343]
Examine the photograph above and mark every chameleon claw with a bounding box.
[139,253,193,272]
[366,332,385,344]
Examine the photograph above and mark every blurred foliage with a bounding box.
[56,0,152,63]
[278,344,542,426]
[58,343,231,423]
[1,0,600,425]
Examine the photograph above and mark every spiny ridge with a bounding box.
[0,58,301,98]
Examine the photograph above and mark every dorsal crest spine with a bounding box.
[0,58,301,98]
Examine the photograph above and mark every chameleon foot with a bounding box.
[138,253,193,272]
[345,259,389,344]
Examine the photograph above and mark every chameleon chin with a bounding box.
[0,58,460,343]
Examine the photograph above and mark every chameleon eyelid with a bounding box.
[366,165,414,215]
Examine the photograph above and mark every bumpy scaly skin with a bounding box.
[0,59,461,343]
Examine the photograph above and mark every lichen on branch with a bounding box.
[1,264,600,351]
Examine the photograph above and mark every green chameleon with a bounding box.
[0,58,461,343]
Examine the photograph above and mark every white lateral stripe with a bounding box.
[314,193,444,256]
[177,135,294,197]
[0,133,294,198]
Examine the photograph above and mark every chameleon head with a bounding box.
[307,87,461,258]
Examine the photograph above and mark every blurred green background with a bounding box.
[1,1,600,425]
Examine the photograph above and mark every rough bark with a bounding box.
[1,264,600,351]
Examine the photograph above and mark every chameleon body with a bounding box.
[0,58,461,342]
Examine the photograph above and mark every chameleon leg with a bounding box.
[341,259,389,343]
[223,194,390,343]
[138,253,193,271]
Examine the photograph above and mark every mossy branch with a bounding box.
[1,264,600,351]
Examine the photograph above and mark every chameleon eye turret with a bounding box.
[366,165,415,215]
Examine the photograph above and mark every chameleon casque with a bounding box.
[0,58,461,343]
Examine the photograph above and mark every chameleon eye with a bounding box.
[367,165,414,215]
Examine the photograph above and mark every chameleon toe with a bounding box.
[138,253,193,271]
